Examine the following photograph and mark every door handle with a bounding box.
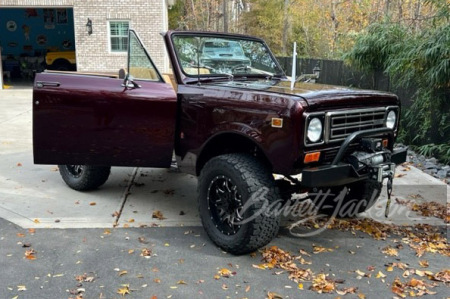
[36,81,60,88]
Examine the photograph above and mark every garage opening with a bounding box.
[0,7,76,88]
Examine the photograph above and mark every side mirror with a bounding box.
[122,74,141,89]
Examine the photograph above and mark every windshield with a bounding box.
[172,34,285,78]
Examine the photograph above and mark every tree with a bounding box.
[344,1,450,162]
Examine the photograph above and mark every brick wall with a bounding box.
[2,0,169,73]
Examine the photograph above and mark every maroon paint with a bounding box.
[33,72,177,167]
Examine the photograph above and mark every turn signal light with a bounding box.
[382,139,388,148]
[304,152,321,164]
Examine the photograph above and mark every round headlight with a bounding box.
[386,110,396,129]
[307,118,323,143]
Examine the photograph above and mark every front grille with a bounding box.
[325,108,386,142]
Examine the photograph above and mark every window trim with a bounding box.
[108,20,130,54]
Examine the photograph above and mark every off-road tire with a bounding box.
[198,154,281,255]
[58,165,111,191]
[312,180,382,218]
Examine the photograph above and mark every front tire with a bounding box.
[58,165,111,191]
[198,154,280,255]
[312,180,382,218]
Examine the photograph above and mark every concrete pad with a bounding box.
[364,165,449,226]
[0,149,135,228]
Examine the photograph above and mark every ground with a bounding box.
[0,88,448,299]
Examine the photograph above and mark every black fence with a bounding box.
[276,57,416,108]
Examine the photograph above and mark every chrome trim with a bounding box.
[305,106,400,147]
[303,112,325,147]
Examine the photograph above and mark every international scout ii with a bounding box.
[33,30,407,254]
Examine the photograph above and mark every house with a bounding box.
[0,0,173,86]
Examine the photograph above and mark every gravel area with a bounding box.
[405,147,450,185]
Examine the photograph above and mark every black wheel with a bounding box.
[198,154,280,255]
[312,180,382,218]
[58,165,111,191]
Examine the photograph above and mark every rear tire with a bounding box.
[312,180,382,218]
[198,154,280,255]
[59,165,111,191]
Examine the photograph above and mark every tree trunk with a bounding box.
[282,0,290,56]
[223,0,228,32]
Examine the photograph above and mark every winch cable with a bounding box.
[384,174,394,218]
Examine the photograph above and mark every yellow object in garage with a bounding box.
[45,51,76,71]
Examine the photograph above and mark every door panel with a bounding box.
[33,73,176,167]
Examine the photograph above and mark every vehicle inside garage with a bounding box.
[0,7,76,87]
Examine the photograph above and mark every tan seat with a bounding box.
[129,67,158,80]
[162,73,177,92]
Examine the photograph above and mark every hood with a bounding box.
[209,79,399,110]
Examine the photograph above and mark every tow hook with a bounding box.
[384,172,394,218]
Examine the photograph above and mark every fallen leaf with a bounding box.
[153,278,161,283]
[17,285,26,291]
[89,202,96,206]
[432,269,450,283]
[267,291,283,299]
[299,249,311,256]
[152,210,166,220]
[252,263,274,270]
[127,218,135,223]
[28,228,35,234]
[17,233,25,237]
[33,219,40,224]
[141,248,152,257]
[310,273,335,294]
[245,285,251,292]
[298,283,303,290]
[177,280,187,285]
[376,271,386,278]
[382,246,398,256]
[336,286,357,295]
[118,270,128,276]
[312,245,334,254]
[103,229,111,235]
[418,260,429,268]
[117,285,130,296]
[17,163,22,167]
[355,269,366,277]
[218,268,233,278]
[25,249,36,260]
